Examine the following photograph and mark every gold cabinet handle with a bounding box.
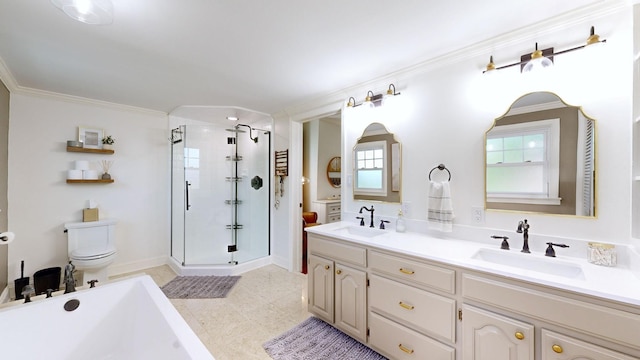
[324,265,330,270]
[515,332,525,340]
[399,268,415,275]
[398,344,414,354]
[336,269,342,275]
[399,301,415,310]
[552,344,563,354]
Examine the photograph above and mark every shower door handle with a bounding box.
[186,181,192,210]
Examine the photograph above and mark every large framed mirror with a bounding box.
[353,123,401,203]
[485,92,596,217]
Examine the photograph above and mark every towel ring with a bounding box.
[428,164,451,181]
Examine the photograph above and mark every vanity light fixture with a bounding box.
[482,26,606,74]
[347,84,401,108]
[522,43,554,73]
[51,0,114,25]
[386,83,401,97]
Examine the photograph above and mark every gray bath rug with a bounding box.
[160,275,240,299]
[263,317,388,360]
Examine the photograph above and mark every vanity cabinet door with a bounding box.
[541,329,638,360]
[308,254,334,323]
[335,263,367,342]
[462,305,534,360]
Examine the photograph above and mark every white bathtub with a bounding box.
[0,275,214,360]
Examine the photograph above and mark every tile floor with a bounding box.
[120,264,310,360]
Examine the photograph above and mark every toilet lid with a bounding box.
[71,246,116,259]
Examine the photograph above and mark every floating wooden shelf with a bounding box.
[66,146,114,155]
[66,179,114,184]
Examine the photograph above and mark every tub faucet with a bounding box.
[64,261,76,294]
[516,219,531,253]
[21,284,35,303]
[359,205,375,228]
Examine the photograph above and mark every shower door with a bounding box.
[171,124,270,266]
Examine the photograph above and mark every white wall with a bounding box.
[337,7,633,247]
[7,92,169,285]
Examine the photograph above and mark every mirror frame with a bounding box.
[484,91,597,218]
[353,122,401,203]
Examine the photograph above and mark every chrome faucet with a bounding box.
[64,261,76,294]
[359,205,375,228]
[516,219,531,253]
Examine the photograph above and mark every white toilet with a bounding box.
[64,219,117,286]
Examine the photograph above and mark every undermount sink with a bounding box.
[471,248,585,279]
[333,226,387,238]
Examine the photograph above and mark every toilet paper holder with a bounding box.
[0,231,15,244]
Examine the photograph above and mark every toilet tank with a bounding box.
[64,219,117,256]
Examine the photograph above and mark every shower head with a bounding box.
[225,128,246,133]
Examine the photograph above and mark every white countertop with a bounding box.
[305,221,640,308]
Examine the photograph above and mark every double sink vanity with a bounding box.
[305,222,640,360]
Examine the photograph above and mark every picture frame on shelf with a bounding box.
[78,127,104,149]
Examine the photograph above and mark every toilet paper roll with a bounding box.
[0,231,15,245]
[75,160,90,170]
[83,170,99,180]
[67,169,83,180]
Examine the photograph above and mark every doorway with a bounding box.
[301,112,342,273]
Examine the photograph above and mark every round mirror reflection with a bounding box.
[327,156,341,188]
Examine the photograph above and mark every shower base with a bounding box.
[168,256,272,276]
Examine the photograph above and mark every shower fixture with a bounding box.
[169,127,183,144]
[235,124,259,143]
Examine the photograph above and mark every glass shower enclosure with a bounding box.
[170,120,270,267]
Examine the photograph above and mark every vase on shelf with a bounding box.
[101,172,111,180]
[102,144,113,150]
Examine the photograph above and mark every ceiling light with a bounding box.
[226,116,239,121]
[522,43,554,73]
[51,0,114,25]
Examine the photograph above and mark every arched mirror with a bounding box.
[485,92,596,217]
[353,122,401,203]
[327,156,341,188]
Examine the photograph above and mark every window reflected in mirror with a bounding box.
[353,123,401,203]
[485,92,596,217]
[354,141,386,195]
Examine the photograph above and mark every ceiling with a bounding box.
[0,0,601,115]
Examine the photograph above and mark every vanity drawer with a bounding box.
[541,329,638,360]
[307,235,366,267]
[369,274,456,343]
[328,203,341,214]
[369,311,455,360]
[369,251,455,294]
[462,274,640,350]
[327,214,341,223]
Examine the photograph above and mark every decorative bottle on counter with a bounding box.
[396,210,406,233]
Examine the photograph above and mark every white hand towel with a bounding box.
[427,180,454,232]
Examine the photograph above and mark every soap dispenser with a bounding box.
[396,210,406,233]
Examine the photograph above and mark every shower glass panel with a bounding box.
[171,123,270,266]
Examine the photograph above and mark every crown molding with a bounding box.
[280,0,627,121]
[0,55,166,118]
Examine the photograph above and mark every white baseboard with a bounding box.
[108,256,168,278]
